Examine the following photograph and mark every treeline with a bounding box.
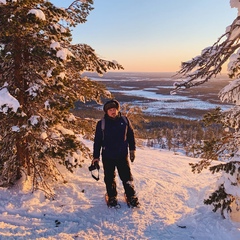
[72,105,223,159]
[134,115,223,158]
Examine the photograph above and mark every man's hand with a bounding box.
[89,158,100,181]
[91,158,100,169]
[130,150,135,162]
[92,158,100,165]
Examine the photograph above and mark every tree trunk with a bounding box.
[13,37,28,178]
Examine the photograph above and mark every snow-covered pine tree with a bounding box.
[0,0,123,197]
[173,0,240,217]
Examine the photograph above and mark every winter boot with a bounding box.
[126,195,140,208]
[105,195,120,208]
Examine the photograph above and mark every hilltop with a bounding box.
[0,140,239,239]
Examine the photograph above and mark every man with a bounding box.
[92,99,139,208]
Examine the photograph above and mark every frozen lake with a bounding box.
[82,72,233,120]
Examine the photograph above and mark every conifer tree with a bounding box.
[174,1,240,217]
[0,0,123,197]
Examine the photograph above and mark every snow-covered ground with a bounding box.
[0,140,239,240]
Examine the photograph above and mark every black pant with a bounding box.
[102,156,135,199]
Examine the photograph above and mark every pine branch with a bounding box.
[173,16,240,93]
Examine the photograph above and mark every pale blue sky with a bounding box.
[51,0,237,72]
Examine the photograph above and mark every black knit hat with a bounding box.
[103,99,120,113]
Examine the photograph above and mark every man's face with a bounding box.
[107,108,118,118]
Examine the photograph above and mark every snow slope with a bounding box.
[0,140,239,240]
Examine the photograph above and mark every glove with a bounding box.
[89,159,100,181]
[90,158,100,170]
[130,150,135,162]
[92,158,100,165]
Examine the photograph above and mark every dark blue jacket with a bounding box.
[93,113,136,159]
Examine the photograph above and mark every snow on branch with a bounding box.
[0,85,20,113]
[219,78,240,105]
[27,9,46,21]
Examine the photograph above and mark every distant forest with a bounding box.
[73,105,223,160]
[140,115,222,159]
